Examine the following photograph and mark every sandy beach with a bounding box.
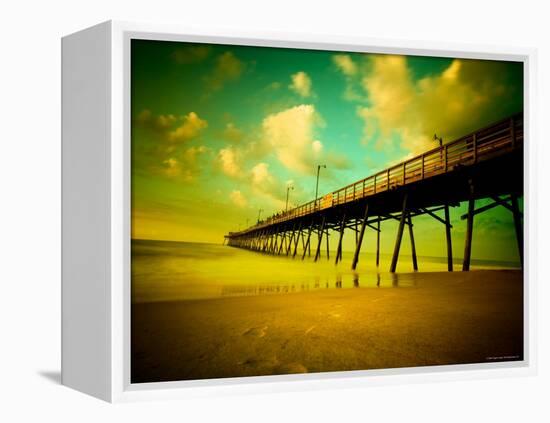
[131,269,523,383]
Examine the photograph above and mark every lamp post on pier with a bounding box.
[257,208,263,224]
[285,184,294,212]
[315,164,326,209]
[434,134,444,169]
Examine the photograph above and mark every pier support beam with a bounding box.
[326,228,330,260]
[462,182,475,271]
[376,219,381,267]
[302,224,313,260]
[292,225,302,258]
[511,194,523,267]
[314,216,326,262]
[444,204,453,271]
[390,193,408,273]
[335,214,346,264]
[407,213,418,271]
[279,232,284,254]
[287,224,297,256]
[351,203,369,270]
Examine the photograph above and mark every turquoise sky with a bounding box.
[131,39,523,263]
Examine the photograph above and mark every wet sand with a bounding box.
[131,270,523,383]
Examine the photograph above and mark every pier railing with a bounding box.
[243,113,523,233]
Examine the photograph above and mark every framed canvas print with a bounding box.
[61,21,537,402]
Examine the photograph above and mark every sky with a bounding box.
[131,39,523,263]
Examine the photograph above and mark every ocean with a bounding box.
[131,239,520,303]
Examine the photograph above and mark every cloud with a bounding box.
[333,54,357,76]
[162,158,180,177]
[160,146,209,181]
[222,122,244,143]
[357,55,523,154]
[262,104,323,174]
[204,51,245,92]
[168,112,208,143]
[251,162,274,187]
[218,146,243,178]
[229,190,247,208]
[289,71,312,97]
[249,162,287,208]
[326,151,352,170]
[134,109,209,180]
[136,109,208,145]
[172,45,211,64]
[312,140,323,155]
[332,54,367,102]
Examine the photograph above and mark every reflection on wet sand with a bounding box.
[132,239,519,303]
[220,271,417,297]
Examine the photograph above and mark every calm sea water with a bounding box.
[131,239,519,303]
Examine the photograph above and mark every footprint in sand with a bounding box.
[242,326,268,338]
[305,325,316,335]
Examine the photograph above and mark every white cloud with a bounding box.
[312,140,323,155]
[162,158,180,177]
[333,54,357,76]
[249,162,286,208]
[357,55,521,154]
[289,71,312,97]
[160,146,210,181]
[218,146,242,178]
[251,162,273,186]
[205,51,245,92]
[168,112,208,143]
[262,104,323,174]
[229,190,247,208]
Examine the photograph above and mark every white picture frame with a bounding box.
[61,20,537,402]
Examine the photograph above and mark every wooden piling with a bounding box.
[407,213,418,271]
[302,225,313,260]
[288,223,298,256]
[314,216,326,262]
[444,204,453,271]
[277,232,285,255]
[390,193,408,273]
[376,218,380,267]
[462,182,475,271]
[511,194,523,267]
[326,228,330,260]
[351,203,369,270]
[335,214,346,264]
[292,226,302,258]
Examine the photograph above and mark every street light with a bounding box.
[257,208,263,224]
[285,184,294,212]
[434,134,443,168]
[315,164,326,209]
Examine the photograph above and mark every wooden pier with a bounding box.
[225,113,524,272]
